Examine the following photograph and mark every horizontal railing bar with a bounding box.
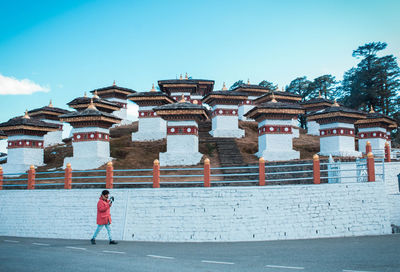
[266,177,313,182]
[113,169,153,172]
[2,173,27,176]
[71,176,106,179]
[211,180,258,183]
[3,178,28,181]
[319,168,367,173]
[35,183,64,186]
[113,182,153,185]
[35,177,65,181]
[210,173,259,177]
[160,181,204,184]
[114,175,153,178]
[320,176,365,179]
[1,184,28,187]
[35,171,65,174]
[160,174,204,178]
[266,170,313,175]
[211,166,258,170]
[72,170,106,173]
[265,163,313,168]
[160,168,203,171]
[71,182,105,185]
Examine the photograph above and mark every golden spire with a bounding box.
[84,91,87,98]
[113,80,116,86]
[87,98,97,110]
[318,91,322,98]
[185,72,188,79]
[23,110,30,119]
[281,86,285,92]
[150,83,156,92]
[48,99,53,108]
[93,90,99,99]
[179,94,186,103]
[222,82,227,91]
[179,74,183,80]
[247,79,250,85]
[332,99,339,107]
[271,92,277,103]
[369,105,375,113]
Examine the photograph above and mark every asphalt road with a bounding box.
[1,235,399,272]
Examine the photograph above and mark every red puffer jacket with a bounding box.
[96,197,112,225]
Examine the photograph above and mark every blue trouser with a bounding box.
[92,224,112,241]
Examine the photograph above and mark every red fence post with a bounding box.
[106,162,114,189]
[313,154,321,184]
[385,142,391,163]
[153,159,160,188]
[258,157,265,186]
[27,165,35,190]
[64,163,72,189]
[0,166,3,190]
[365,141,372,155]
[367,152,375,182]
[204,158,211,187]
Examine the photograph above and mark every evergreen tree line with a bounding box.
[229,42,400,146]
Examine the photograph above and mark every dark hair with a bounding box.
[102,190,110,196]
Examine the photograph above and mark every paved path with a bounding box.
[1,235,399,272]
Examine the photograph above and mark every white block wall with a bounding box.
[257,119,299,161]
[238,96,257,121]
[159,120,203,166]
[132,106,166,141]
[358,127,387,154]
[64,127,112,170]
[307,120,320,136]
[319,122,361,157]
[384,162,400,226]
[106,97,132,126]
[0,182,391,242]
[210,105,244,138]
[3,135,45,173]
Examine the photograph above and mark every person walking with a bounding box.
[91,190,118,245]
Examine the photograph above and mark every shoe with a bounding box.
[109,240,118,245]
[91,239,96,245]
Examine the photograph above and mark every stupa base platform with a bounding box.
[256,150,300,161]
[159,152,203,166]
[319,150,362,157]
[132,131,166,142]
[1,163,41,176]
[292,128,299,138]
[209,129,245,138]
[63,156,112,170]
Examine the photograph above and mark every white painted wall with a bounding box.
[257,119,299,161]
[319,122,361,157]
[384,162,400,226]
[0,182,391,242]
[307,120,320,136]
[1,135,45,174]
[358,127,387,154]
[63,127,112,170]
[210,105,244,138]
[132,106,166,141]
[238,96,257,121]
[159,121,203,166]
[106,97,132,126]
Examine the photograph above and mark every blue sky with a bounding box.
[0,0,399,121]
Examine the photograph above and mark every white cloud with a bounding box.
[0,73,49,95]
